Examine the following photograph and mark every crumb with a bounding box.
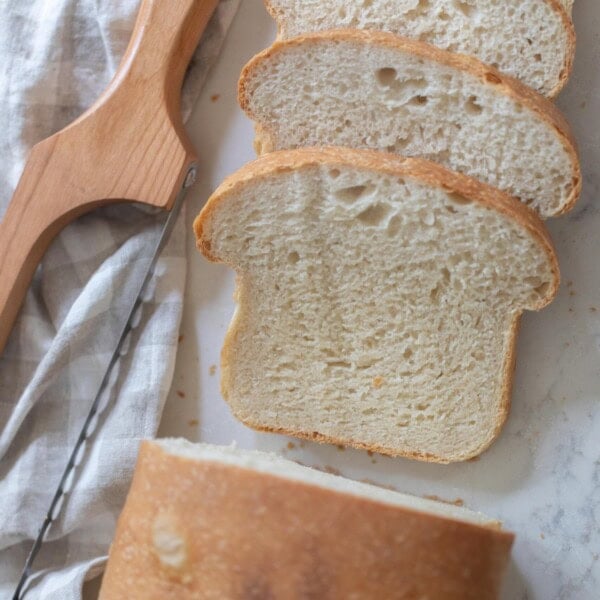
[188,419,199,427]
[540,533,545,540]
[424,494,464,507]
[178,334,184,343]
[361,478,397,492]
[319,465,341,476]
[569,308,574,313]
[569,290,576,297]
[287,441,296,450]
[371,458,377,464]
[336,444,345,451]
[581,101,586,109]
[590,307,597,313]
[567,280,574,287]
[209,365,217,376]
[176,390,185,399]
[372,376,385,389]
[210,94,220,103]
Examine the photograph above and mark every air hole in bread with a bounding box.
[287,251,300,264]
[465,95,483,115]
[410,95,429,106]
[376,67,398,86]
[446,192,473,206]
[452,0,475,17]
[387,215,402,238]
[329,168,341,179]
[334,184,373,203]
[357,203,391,226]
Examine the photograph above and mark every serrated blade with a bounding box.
[12,165,197,600]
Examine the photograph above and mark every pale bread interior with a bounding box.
[266,0,572,97]
[241,33,578,218]
[197,153,557,461]
[157,438,498,527]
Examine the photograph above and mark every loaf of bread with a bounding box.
[194,147,559,462]
[100,439,515,599]
[265,0,575,97]
[239,30,581,219]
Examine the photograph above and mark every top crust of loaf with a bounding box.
[263,0,575,98]
[196,147,559,307]
[238,29,581,218]
[100,440,514,600]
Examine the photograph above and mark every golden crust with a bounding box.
[193,147,560,463]
[238,28,581,217]
[100,441,515,599]
[262,0,576,99]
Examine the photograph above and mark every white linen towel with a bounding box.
[0,0,240,597]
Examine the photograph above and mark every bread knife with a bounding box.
[5,1,220,596]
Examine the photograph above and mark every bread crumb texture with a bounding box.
[196,151,558,462]
[240,32,580,218]
[266,0,573,97]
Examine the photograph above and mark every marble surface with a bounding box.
[158,1,600,598]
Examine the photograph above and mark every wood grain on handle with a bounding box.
[0,0,219,355]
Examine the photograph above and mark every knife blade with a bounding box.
[12,165,197,600]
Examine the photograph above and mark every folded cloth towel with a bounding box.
[0,0,240,597]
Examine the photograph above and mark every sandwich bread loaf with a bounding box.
[100,439,515,600]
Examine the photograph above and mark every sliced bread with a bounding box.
[194,148,559,463]
[239,30,581,219]
[100,439,514,599]
[265,0,575,98]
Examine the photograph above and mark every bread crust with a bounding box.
[238,28,581,217]
[100,441,515,599]
[194,147,559,463]
[262,0,576,99]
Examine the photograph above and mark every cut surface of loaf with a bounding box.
[100,439,515,600]
[239,30,581,219]
[265,0,575,98]
[194,148,559,462]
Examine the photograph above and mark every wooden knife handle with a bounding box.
[0,0,219,355]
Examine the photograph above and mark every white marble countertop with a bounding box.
[157,1,600,598]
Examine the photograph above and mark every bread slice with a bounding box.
[100,439,514,600]
[239,30,581,219]
[265,0,575,98]
[194,148,559,462]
